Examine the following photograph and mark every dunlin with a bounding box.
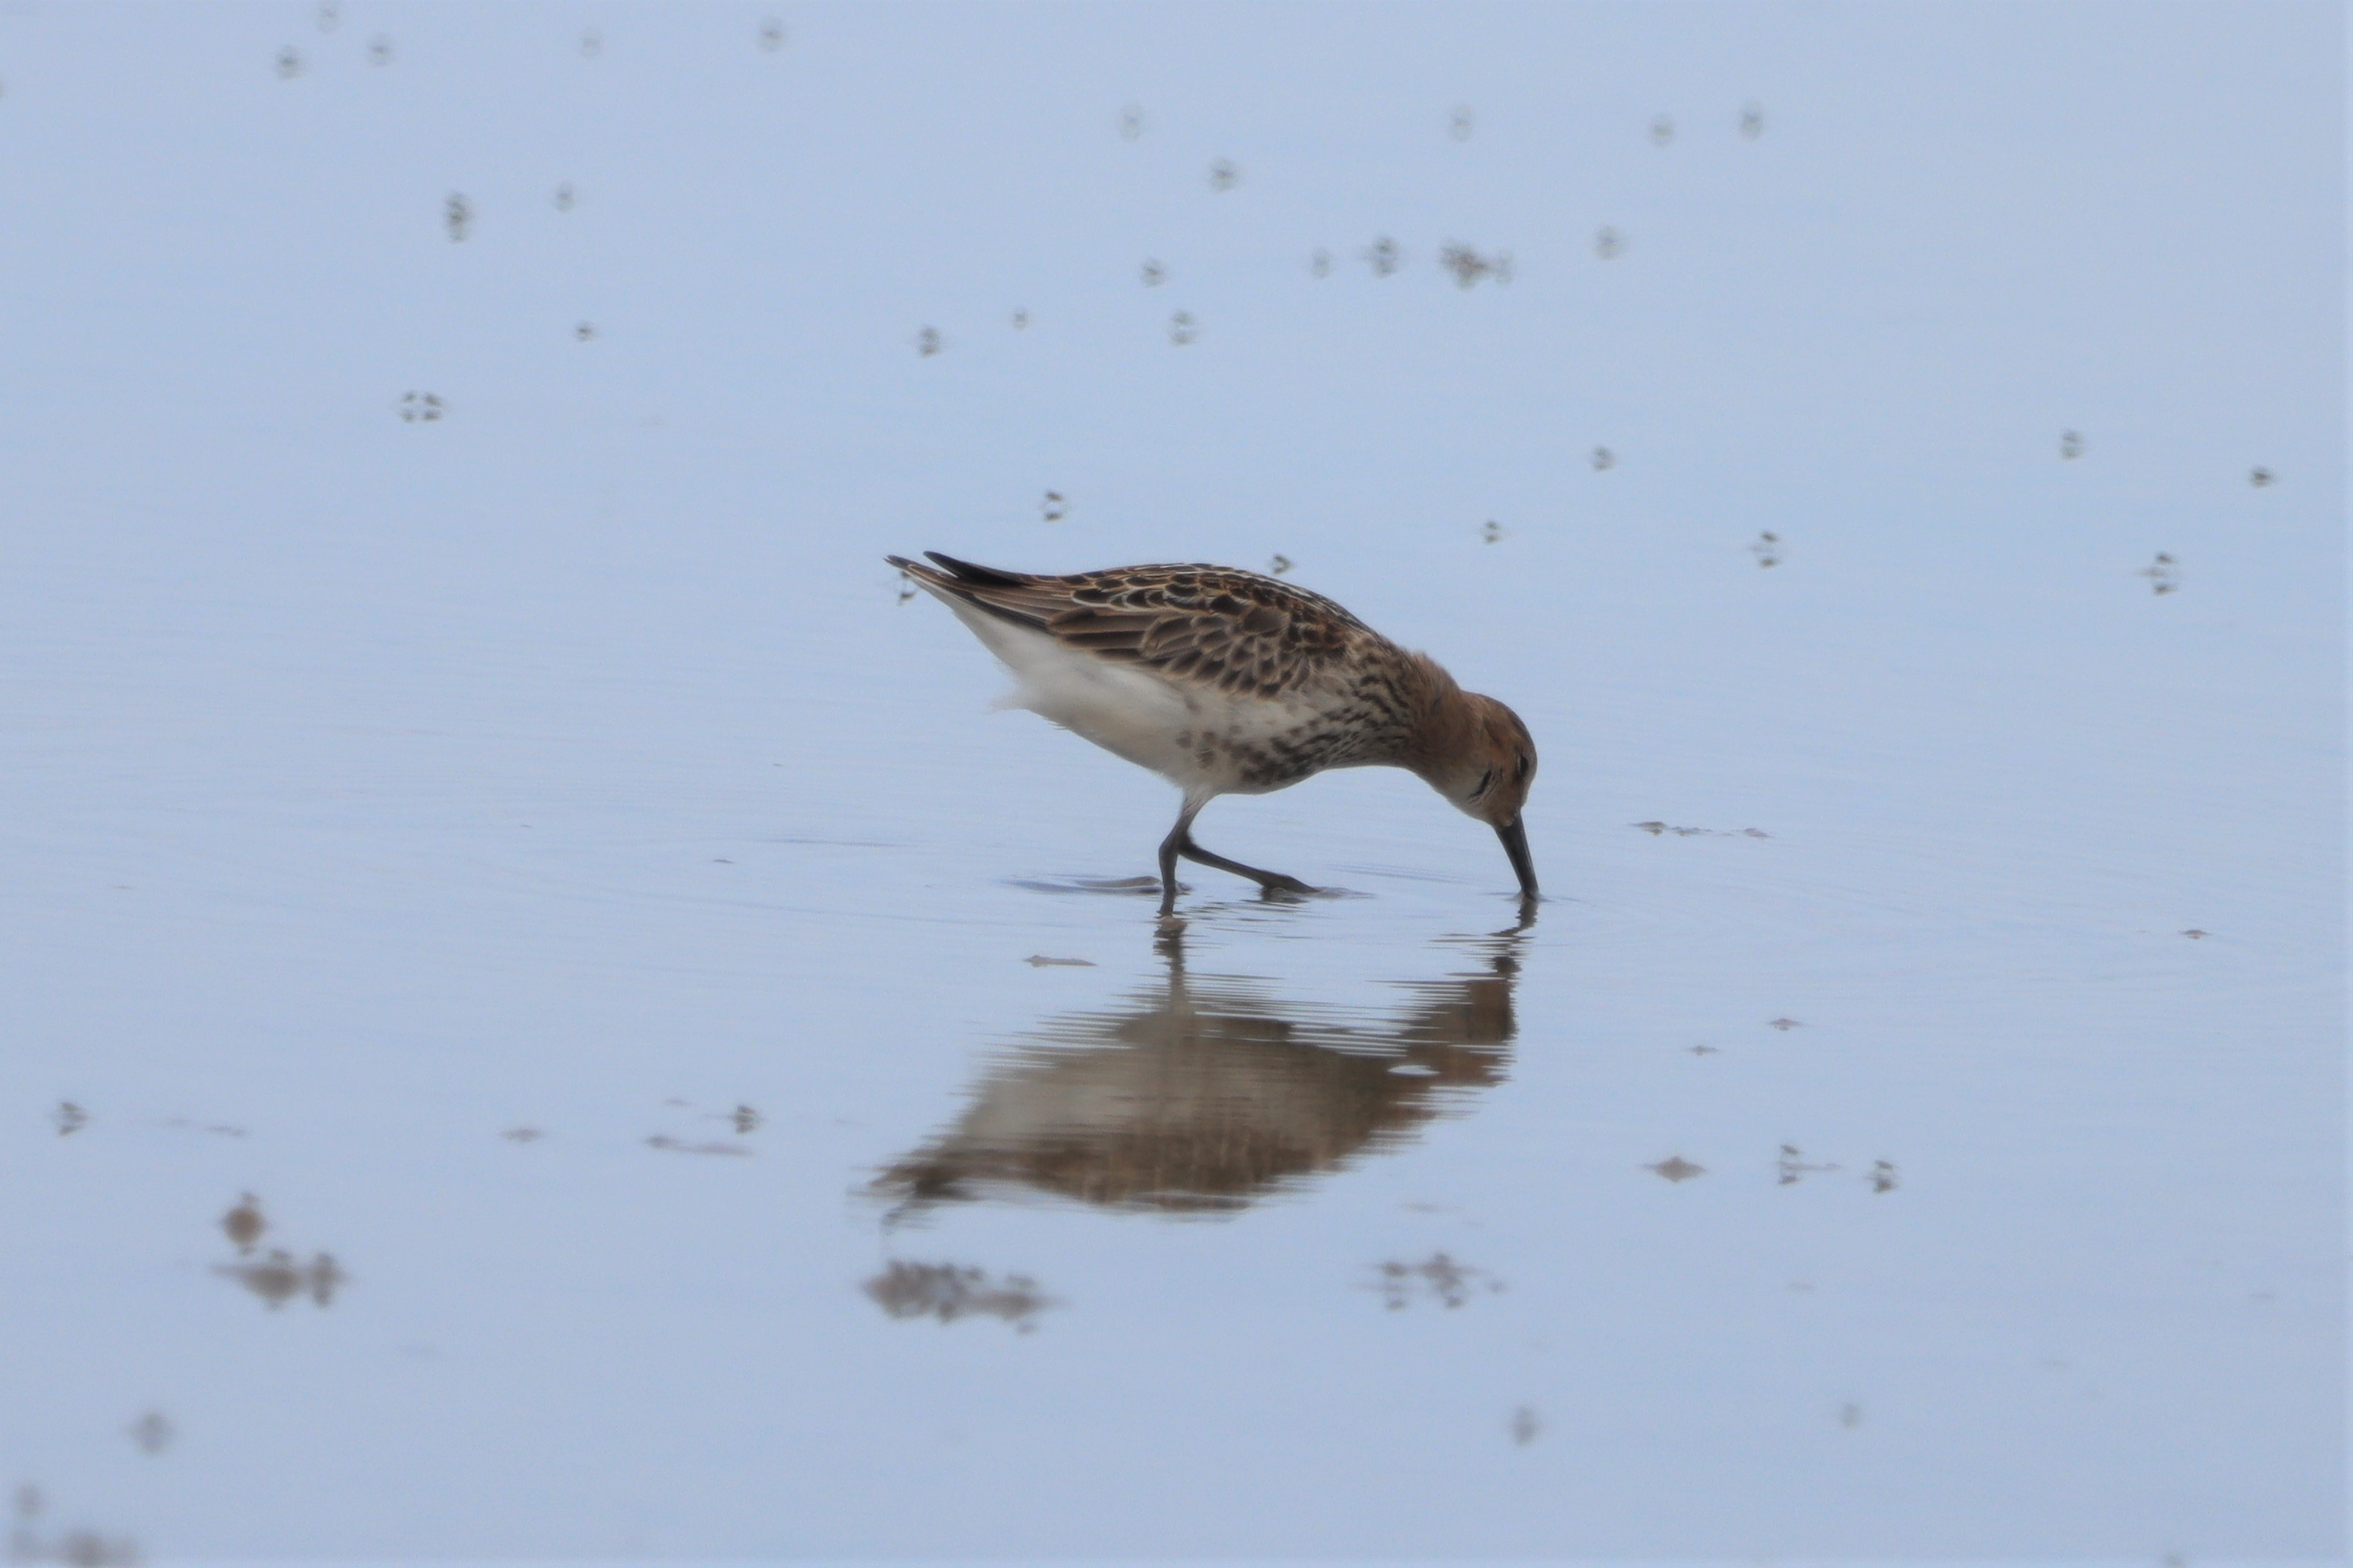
[889,553,1538,915]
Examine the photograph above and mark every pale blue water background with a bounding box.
[0,2,2340,1561]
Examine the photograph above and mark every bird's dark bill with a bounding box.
[1496,818,1538,897]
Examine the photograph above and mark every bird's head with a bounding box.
[1423,690,1539,897]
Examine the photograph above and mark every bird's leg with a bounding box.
[1156,801,1203,918]
[1178,834,1317,897]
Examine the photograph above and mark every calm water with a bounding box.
[0,3,2340,1560]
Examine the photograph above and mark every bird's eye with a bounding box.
[1514,754,1532,783]
[1471,768,1494,799]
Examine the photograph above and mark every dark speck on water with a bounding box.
[220,1193,265,1253]
[1777,1144,1840,1185]
[866,1261,1053,1328]
[1376,1252,1503,1310]
[646,1135,752,1157]
[127,1411,173,1456]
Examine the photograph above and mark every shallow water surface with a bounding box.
[0,2,2340,1561]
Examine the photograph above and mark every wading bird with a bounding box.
[889,553,1538,917]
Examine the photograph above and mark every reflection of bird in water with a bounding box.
[874,916,1529,1215]
[887,553,1539,915]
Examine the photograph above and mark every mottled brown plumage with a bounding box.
[889,552,1539,913]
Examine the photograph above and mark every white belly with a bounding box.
[944,600,1313,799]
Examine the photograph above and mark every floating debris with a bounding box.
[1041,491,1067,522]
[501,1127,543,1142]
[1867,1159,1899,1194]
[1751,531,1782,568]
[1509,1405,1541,1445]
[1375,1251,1503,1310]
[1688,1044,1718,1056]
[1267,554,1294,576]
[1650,114,1675,146]
[573,322,596,342]
[397,391,445,423]
[1740,101,1765,139]
[217,1249,343,1310]
[2060,429,2084,459]
[127,1412,173,1456]
[645,1135,750,1157]
[1777,1144,1840,1185]
[552,183,575,212]
[1009,308,1029,329]
[366,34,394,65]
[756,18,786,51]
[6,1492,139,1568]
[578,29,602,59]
[914,325,942,357]
[274,46,303,80]
[1591,446,1615,471]
[444,193,471,242]
[315,1,340,34]
[1839,1402,1864,1430]
[1168,311,1199,346]
[51,1102,86,1137]
[733,1105,762,1134]
[1631,821,1769,839]
[1025,955,1094,968]
[865,1261,1052,1328]
[1449,106,1475,141]
[1647,1155,1705,1183]
[1439,243,1511,289]
[1139,259,1166,288]
[161,1118,245,1138]
[1308,249,1331,278]
[2139,552,2180,595]
[1118,103,1144,142]
[1481,521,1506,545]
[2249,466,2274,487]
[1593,227,1625,260]
[220,1194,265,1254]
[1363,235,1402,277]
[1767,1017,1802,1031]
[2181,928,2208,940]
[1206,158,1240,191]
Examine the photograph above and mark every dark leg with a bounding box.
[1178,834,1316,897]
[1156,801,1202,918]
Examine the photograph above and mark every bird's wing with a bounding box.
[888,553,1372,698]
